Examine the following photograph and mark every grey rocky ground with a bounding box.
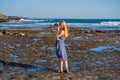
[0,28,120,80]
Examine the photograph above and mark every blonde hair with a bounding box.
[59,20,68,37]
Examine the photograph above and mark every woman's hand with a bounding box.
[57,27,59,30]
[56,35,60,40]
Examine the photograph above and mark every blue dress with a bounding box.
[56,36,67,61]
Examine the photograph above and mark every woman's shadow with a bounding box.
[0,60,56,72]
[0,60,34,68]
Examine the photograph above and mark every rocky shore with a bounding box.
[0,28,120,80]
[0,13,28,22]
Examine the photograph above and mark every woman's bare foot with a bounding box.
[58,70,63,73]
[66,70,69,73]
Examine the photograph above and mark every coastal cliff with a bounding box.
[0,13,28,22]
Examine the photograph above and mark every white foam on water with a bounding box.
[100,21,120,26]
[0,19,120,30]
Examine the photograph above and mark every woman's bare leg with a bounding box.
[64,61,69,73]
[59,58,63,72]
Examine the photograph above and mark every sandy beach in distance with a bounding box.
[0,27,120,80]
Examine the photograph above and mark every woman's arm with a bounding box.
[56,30,64,40]
[56,27,60,35]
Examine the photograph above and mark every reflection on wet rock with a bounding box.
[90,45,120,52]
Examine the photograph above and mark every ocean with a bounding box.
[0,18,120,30]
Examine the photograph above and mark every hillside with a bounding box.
[0,13,5,17]
[0,13,28,22]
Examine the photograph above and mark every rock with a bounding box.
[6,31,13,35]
[0,29,119,80]
[85,30,91,33]
[2,31,6,34]
[0,12,28,22]
[0,70,3,74]
[53,23,59,27]
[17,32,26,36]
[2,31,13,35]
[95,30,103,33]
[91,30,97,33]
[81,31,86,34]
[0,32,3,35]
[1,31,26,36]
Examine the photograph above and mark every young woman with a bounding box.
[56,20,69,73]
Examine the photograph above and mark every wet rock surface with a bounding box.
[0,28,120,80]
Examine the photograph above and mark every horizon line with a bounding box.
[29,17,120,19]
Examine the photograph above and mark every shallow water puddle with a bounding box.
[38,60,47,63]
[8,44,14,48]
[96,61,104,65]
[3,69,26,77]
[29,65,49,72]
[3,65,49,77]
[76,50,88,53]
[33,38,41,42]
[86,34,93,36]
[90,45,120,52]
[26,44,31,47]
[85,34,94,39]
[98,39,103,41]
[15,44,21,47]
[49,54,56,58]
[115,63,120,68]
[68,50,88,53]
[0,66,4,71]
[69,62,81,71]
[10,53,20,62]
[116,40,120,44]
[40,46,47,50]
[31,48,38,51]
[65,43,71,47]
[73,36,83,40]
[41,46,56,51]
[47,47,56,51]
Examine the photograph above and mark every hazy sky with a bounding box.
[0,0,120,18]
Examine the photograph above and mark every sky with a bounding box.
[0,0,120,19]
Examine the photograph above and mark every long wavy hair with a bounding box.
[59,20,68,37]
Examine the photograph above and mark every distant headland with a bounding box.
[0,13,28,22]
